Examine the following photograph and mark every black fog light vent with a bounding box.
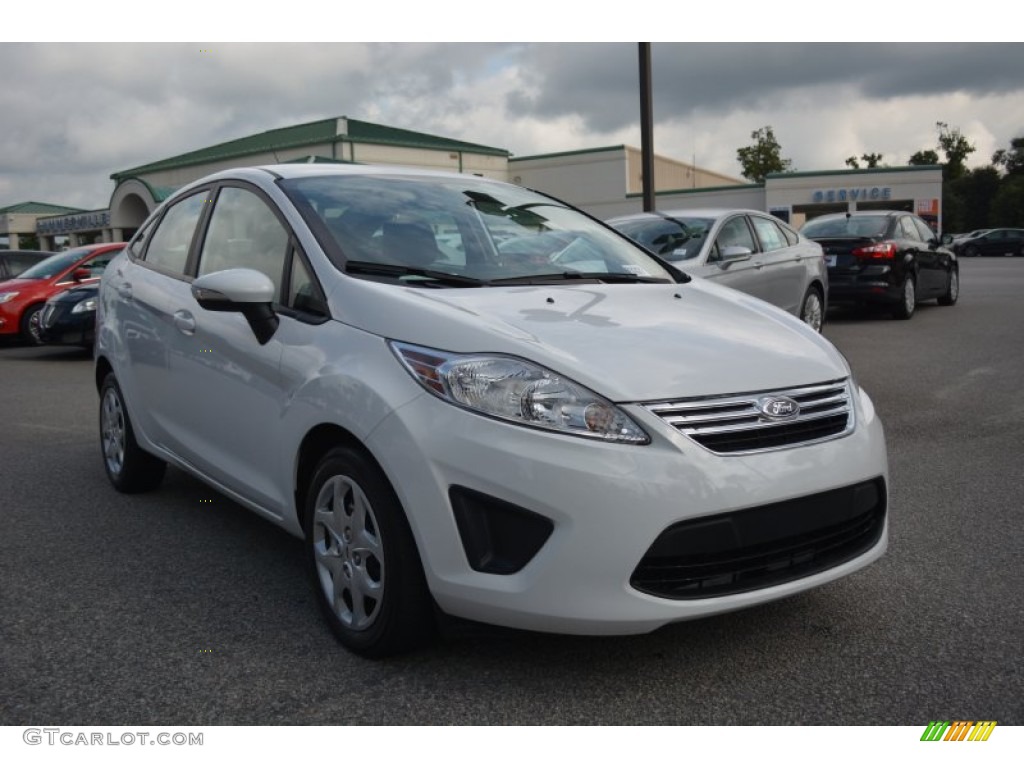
[449,486,554,575]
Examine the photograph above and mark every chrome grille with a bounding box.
[645,380,854,454]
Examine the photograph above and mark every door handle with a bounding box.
[753,261,765,270]
[173,310,196,335]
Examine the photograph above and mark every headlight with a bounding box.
[0,291,19,303]
[71,297,97,314]
[391,341,649,444]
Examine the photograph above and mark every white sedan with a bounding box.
[96,166,885,657]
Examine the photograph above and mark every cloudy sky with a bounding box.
[3,38,1023,211]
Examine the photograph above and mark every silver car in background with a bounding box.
[607,209,828,332]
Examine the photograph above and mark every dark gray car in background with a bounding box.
[607,209,829,332]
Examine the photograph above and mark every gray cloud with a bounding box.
[507,43,1024,133]
[1,42,1023,211]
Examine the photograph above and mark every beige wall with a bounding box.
[625,147,744,193]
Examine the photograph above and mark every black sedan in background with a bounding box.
[801,211,958,320]
[952,228,1024,257]
[0,250,53,280]
[39,283,98,348]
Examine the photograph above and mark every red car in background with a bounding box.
[0,242,125,345]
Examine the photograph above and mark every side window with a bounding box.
[80,250,118,278]
[898,217,919,241]
[912,217,936,243]
[128,218,155,260]
[714,216,758,258]
[286,250,328,317]
[144,192,207,275]
[198,187,289,302]
[9,255,39,275]
[750,217,787,252]
[779,222,800,246]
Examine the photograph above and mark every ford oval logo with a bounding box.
[758,396,800,420]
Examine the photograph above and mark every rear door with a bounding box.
[693,214,770,301]
[748,214,808,314]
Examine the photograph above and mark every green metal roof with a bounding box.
[0,201,85,215]
[111,117,510,181]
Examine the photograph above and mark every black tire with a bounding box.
[938,268,959,306]
[99,373,166,493]
[304,445,434,657]
[19,303,45,346]
[798,286,825,333]
[892,275,916,320]
[965,245,978,258]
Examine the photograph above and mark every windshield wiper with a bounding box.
[490,271,673,285]
[344,260,487,287]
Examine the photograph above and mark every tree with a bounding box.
[845,153,883,170]
[736,126,792,183]
[861,152,884,168]
[948,166,1001,231]
[992,137,1024,176]
[908,149,940,165]
[936,121,975,181]
[991,176,1024,227]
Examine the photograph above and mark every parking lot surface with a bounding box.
[1,258,1022,725]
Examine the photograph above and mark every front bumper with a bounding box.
[39,303,94,346]
[366,384,889,635]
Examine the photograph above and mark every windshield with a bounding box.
[612,216,714,261]
[15,248,90,280]
[801,216,889,239]
[280,174,676,285]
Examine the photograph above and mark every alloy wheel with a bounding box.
[800,290,823,332]
[100,388,126,476]
[312,475,385,631]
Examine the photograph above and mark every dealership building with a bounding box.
[0,116,944,249]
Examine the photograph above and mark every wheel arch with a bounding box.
[95,355,114,393]
[294,423,384,530]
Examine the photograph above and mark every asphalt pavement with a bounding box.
[1,257,1021,725]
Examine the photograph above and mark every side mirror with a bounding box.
[940,234,953,245]
[72,268,91,282]
[719,245,753,264]
[191,268,279,345]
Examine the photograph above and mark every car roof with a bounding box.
[609,208,773,223]
[809,210,907,220]
[202,163,507,185]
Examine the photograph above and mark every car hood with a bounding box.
[48,284,98,304]
[0,278,43,291]
[330,278,849,401]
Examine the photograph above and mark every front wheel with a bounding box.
[798,286,824,332]
[305,445,434,657]
[892,275,916,320]
[938,268,959,306]
[965,245,979,258]
[99,373,167,493]
[20,303,45,346]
